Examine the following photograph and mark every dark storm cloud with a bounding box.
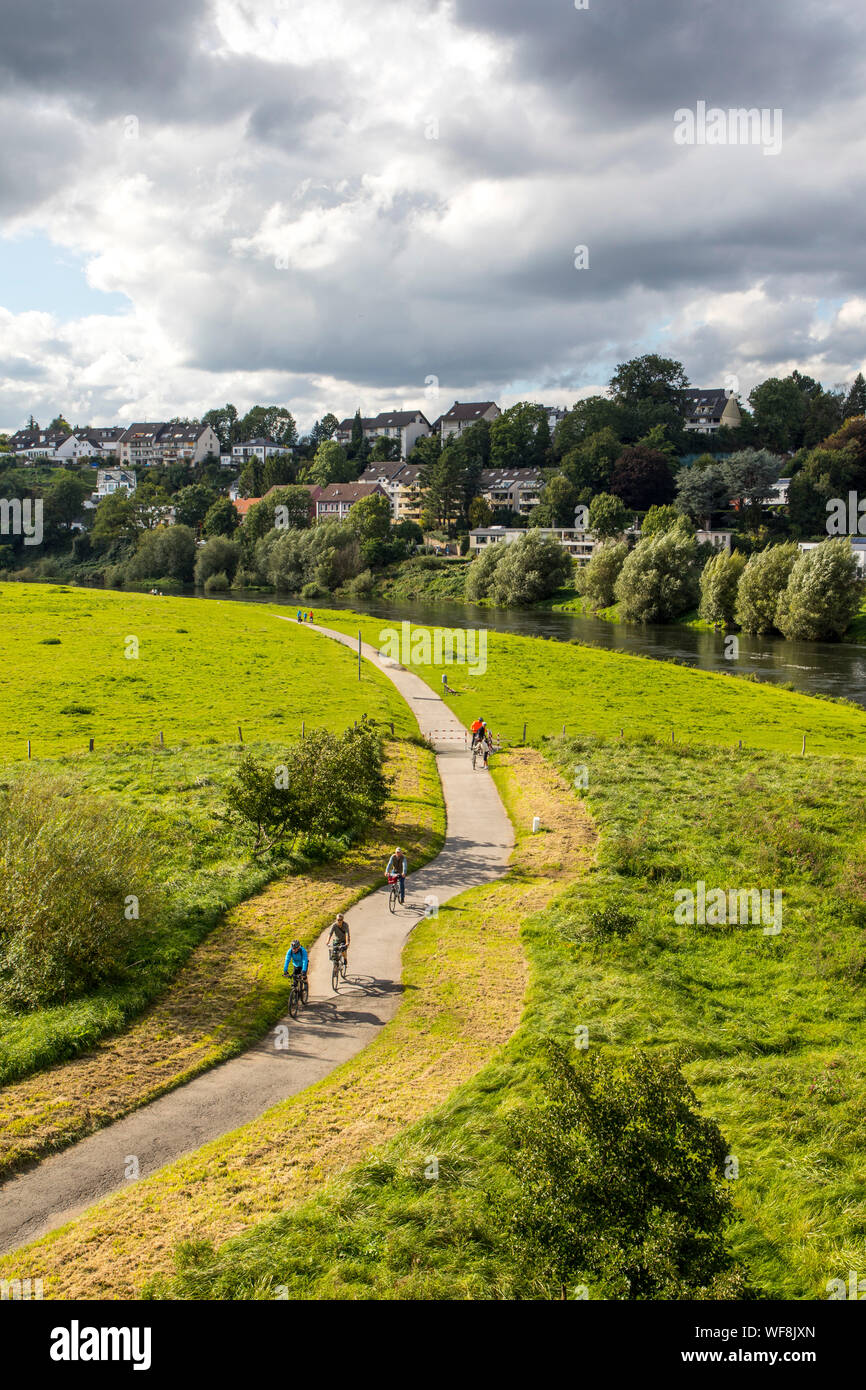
[449,0,863,120]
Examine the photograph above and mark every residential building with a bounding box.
[157,423,220,465]
[231,437,294,464]
[79,426,126,458]
[681,388,742,434]
[117,422,219,468]
[478,466,543,516]
[543,405,568,433]
[314,481,388,522]
[696,529,733,551]
[117,423,169,468]
[95,467,137,498]
[8,427,67,459]
[768,478,791,507]
[433,401,500,441]
[358,461,424,521]
[469,525,596,564]
[334,410,430,459]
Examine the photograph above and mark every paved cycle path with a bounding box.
[0,621,513,1255]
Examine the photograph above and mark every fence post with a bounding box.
[522,721,527,745]
[302,721,305,739]
[88,737,94,752]
[561,724,565,736]
[27,739,31,759]
[358,630,362,681]
[802,734,806,756]
[389,721,394,736]
[738,739,742,750]
[159,730,164,747]
[238,725,243,743]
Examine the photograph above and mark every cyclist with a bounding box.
[480,727,494,767]
[282,938,308,992]
[327,913,350,970]
[385,846,407,904]
[470,717,487,748]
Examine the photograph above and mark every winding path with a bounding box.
[0,621,513,1255]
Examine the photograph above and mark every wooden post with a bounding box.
[159,730,164,747]
[561,724,565,736]
[27,739,31,760]
[802,734,806,756]
[738,739,742,750]
[620,728,624,739]
[302,721,305,739]
[522,721,527,745]
[88,737,94,752]
[238,724,243,743]
[358,630,362,681]
[389,721,394,736]
[671,729,675,742]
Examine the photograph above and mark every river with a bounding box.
[200,589,866,710]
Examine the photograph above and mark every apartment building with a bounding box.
[117,422,219,468]
[314,481,388,522]
[358,461,424,521]
[469,525,596,564]
[433,400,501,441]
[231,437,294,464]
[479,466,543,516]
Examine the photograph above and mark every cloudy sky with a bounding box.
[1,0,864,434]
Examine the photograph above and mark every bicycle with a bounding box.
[387,873,400,913]
[288,968,309,1018]
[329,942,347,992]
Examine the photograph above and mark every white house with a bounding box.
[231,437,293,464]
[696,529,733,551]
[469,525,596,565]
[95,467,136,498]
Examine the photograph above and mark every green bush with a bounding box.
[698,549,746,627]
[0,777,159,1008]
[775,538,864,641]
[583,540,628,609]
[203,571,229,593]
[614,526,700,623]
[505,1044,746,1299]
[734,542,799,634]
[195,536,240,587]
[223,722,390,855]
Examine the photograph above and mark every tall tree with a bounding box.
[844,372,866,420]
[201,404,238,451]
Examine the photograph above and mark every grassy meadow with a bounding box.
[0,584,416,759]
[0,585,440,1093]
[141,736,866,1301]
[313,607,866,757]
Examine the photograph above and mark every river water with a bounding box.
[201,589,866,710]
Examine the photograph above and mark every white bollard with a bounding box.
[532,815,541,834]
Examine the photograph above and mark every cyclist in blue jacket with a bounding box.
[283,939,308,987]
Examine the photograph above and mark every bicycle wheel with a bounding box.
[472,746,478,769]
[288,984,299,1019]
[389,884,398,913]
[331,959,340,992]
[301,976,309,1005]
[340,954,348,980]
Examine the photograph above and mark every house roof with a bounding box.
[680,388,733,417]
[119,422,168,442]
[315,482,387,503]
[233,436,286,449]
[441,401,498,424]
[479,466,543,487]
[368,410,430,429]
[232,496,263,516]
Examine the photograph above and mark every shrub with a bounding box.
[465,541,504,601]
[223,722,390,855]
[734,542,799,634]
[0,777,159,1008]
[195,536,240,587]
[204,571,229,593]
[126,524,197,584]
[614,527,700,623]
[583,540,628,609]
[698,549,747,626]
[775,538,864,641]
[488,531,572,605]
[504,1044,746,1299]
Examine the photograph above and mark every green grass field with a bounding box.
[0,585,416,760]
[315,607,866,757]
[149,736,866,1300]
[0,585,436,1086]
